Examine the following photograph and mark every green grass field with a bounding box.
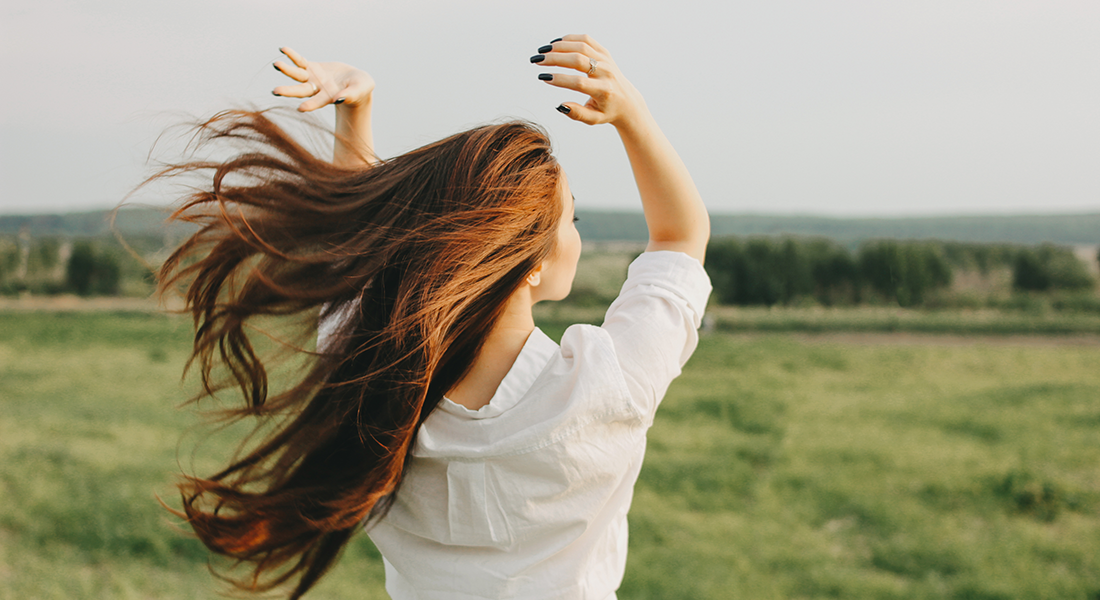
[1,311,1098,599]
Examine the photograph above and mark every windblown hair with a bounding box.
[155,109,562,597]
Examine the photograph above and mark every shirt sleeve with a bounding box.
[600,250,712,421]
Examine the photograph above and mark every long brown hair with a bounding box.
[155,109,562,597]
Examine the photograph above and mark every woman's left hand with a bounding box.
[272,47,375,112]
[533,35,710,263]
[530,34,648,130]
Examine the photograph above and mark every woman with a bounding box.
[159,35,710,599]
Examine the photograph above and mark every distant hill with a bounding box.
[576,211,1100,246]
[2,207,1097,246]
[0,208,186,238]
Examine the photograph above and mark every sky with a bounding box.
[1,0,1098,217]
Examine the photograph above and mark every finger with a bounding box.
[296,86,338,112]
[561,34,608,55]
[297,95,332,112]
[533,51,595,75]
[332,81,366,103]
[273,81,319,98]
[538,72,600,96]
[273,60,308,82]
[555,102,602,126]
[280,46,310,70]
[544,41,598,59]
[319,84,354,106]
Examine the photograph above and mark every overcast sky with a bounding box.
[2,0,1097,217]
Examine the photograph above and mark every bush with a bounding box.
[993,469,1073,523]
[27,237,61,274]
[1012,244,1095,292]
[1050,292,1100,314]
[989,294,1051,314]
[940,241,1017,274]
[0,236,71,295]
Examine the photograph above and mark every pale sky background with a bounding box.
[1,0,1097,217]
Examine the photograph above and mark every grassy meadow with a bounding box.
[1,310,1099,599]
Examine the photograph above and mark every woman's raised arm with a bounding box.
[532,35,710,264]
[273,47,378,169]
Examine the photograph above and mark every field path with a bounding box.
[0,295,182,312]
[792,331,1100,346]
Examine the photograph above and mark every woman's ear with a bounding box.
[526,264,543,287]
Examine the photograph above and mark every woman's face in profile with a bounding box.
[533,171,582,303]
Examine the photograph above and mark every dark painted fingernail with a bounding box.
[529,54,545,63]
[273,63,281,72]
[334,97,346,104]
[556,104,571,114]
[550,37,562,43]
[272,91,282,96]
[538,73,553,81]
[538,45,553,53]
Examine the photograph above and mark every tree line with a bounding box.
[705,237,1097,308]
[0,236,127,296]
[2,233,1097,309]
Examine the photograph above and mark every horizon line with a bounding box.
[2,206,1100,221]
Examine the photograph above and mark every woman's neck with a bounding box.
[445,286,536,410]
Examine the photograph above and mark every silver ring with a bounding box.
[587,59,598,76]
[308,82,318,95]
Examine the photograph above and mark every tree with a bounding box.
[66,241,121,296]
[704,238,745,305]
[858,240,953,307]
[91,252,121,295]
[804,238,860,305]
[706,236,846,306]
[0,237,20,294]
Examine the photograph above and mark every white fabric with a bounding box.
[359,251,712,599]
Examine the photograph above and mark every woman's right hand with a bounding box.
[530,34,649,129]
[273,47,375,113]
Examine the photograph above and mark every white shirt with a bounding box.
[365,251,712,599]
